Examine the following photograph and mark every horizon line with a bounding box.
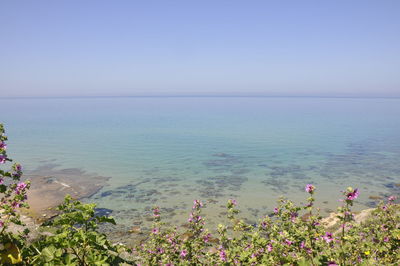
[1,94,400,100]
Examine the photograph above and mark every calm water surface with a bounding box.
[1,97,400,230]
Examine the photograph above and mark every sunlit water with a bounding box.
[1,97,400,234]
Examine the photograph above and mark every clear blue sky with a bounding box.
[1,0,399,97]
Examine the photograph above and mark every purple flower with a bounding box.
[203,233,211,242]
[0,142,7,149]
[388,195,396,202]
[346,188,359,201]
[180,250,188,258]
[193,200,203,209]
[151,228,159,234]
[219,250,227,261]
[305,184,315,193]
[153,206,160,217]
[322,232,334,243]
[12,201,20,209]
[157,248,164,254]
[300,241,305,249]
[229,199,237,206]
[0,221,3,227]
[285,239,293,245]
[15,182,28,194]
[290,212,298,222]
[261,221,267,229]
[0,155,6,164]
[188,213,194,222]
[273,207,279,214]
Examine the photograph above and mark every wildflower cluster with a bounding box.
[134,184,399,265]
[0,124,30,264]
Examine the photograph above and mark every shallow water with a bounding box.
[1,97,400,233]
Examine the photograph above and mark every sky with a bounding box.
[0,0,400,97]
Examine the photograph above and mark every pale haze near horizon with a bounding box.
[0,1,399,98]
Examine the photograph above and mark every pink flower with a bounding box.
[305,184,315,193]
[0,142,6,149]
[153,206,160,217]
[322,232,334,243]
[151,228,159,234]
[15,182,27,194]
[193,200,203,209]
[157,248,164,254]
[261,221,267,228]
[188,213,194,222]
[219,250,227,261]
[0,155,6,164]
[267,244,273,252]
[0,221,3,227]
[273,207,279,214]
[229,199,237,206]
[388,196,396,202]
[203,233,211,242]
[180,250,188,258]
[346,188,359,201]
[16,164,22,171]
[0,178,3,185]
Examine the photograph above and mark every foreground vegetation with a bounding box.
[1,123,399,265]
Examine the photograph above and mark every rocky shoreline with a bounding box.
[23,163,110,221]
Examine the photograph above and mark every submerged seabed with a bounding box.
[1,97,400,240]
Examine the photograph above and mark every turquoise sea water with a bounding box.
[1,97,400,231]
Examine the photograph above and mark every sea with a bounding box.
[1,96,400,232]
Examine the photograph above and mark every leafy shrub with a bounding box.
[0,124,30,264]
[23,195,130,265]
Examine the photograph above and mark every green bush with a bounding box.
[23,195,131,265]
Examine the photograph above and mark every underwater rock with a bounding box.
[25,164,110,220]
[95,208,113,217]
[129,226,142,234]
[368,195,383,200]
[100,191,113,197]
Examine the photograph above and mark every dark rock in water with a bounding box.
[383,183,400,194]
[384,183,396,189]
[213,153,231,158]
[95,208,113,217]
[232,168,250,175]
[100,191,113,197]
